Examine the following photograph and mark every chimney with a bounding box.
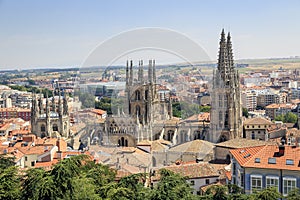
[56,137,67,152]
[279,145,285,156]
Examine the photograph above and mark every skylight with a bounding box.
[240,149,246,154]
[244,153,251,158]
[255,158,260,163]
[268,158,276,164]
[286,159,294,165]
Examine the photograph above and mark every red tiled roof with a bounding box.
[163,162,222,179]
[225,171,232,181]
[91,109,106,115]
[230,145,300,171]
[35,159,59,169]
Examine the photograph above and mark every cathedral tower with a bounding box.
[124,59,172,125]
[210,29,242,143]
[31,90,70,138]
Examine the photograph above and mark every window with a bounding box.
[240,173,244,187]
[252,125,254,128]
[53,124,58,132]
[251,175,262,192]
[255,158,260,163]
[258,125,261,128]
[206,179,210,185]
[135,90,141,100]
[31,161,35,167]
[283,178,296,196]
[251,133,255,139]
[191,180,195,185]
[41,124,46,132]
[219,111,223,122]
[258,131,261,134]
[25,156,28,161]
[247,125,249,128]
[232,163,236,175]
[266,176,279,191]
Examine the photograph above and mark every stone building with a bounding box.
[243,117,274,140]
[210,29,242,143]
[31,91,70,138]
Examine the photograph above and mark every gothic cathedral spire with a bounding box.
[210,29,242,143]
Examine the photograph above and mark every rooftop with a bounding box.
[244,117,273,125]
[230,145,300,171]
[169,139,214,154]
[215,138,274,149]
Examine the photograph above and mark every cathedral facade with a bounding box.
[31,91,70,138]
[210,29,243,143]
[98,60,173,147]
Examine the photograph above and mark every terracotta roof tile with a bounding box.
[216,138,273,148]
[244,117,273,125]
[230,145,300,171]
[162,162,223,179]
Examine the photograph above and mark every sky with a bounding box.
[0,0,300,69]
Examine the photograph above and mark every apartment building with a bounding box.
[230,145,300,196]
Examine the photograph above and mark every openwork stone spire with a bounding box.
[210,29,242,143]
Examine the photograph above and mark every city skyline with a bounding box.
[1,0,300,69]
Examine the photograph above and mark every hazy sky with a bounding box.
[0,0,300,69]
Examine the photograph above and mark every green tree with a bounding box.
[84,161,116,196]
[284,112,298,123]
[253,187,281,200]
[205,185,228,200]
[275,114,284,122]
[118,173,150,200]
[0,166,21,200]
[150,169,197,200]
[199,105,211,113]
[242,108,249,118]
[0,155,15,169]
[275,112,297,123]
[287,188,300,200]
[51,155,90,198]
[172,102,200,119]
[21,168,57,200]
[71,175,100,200]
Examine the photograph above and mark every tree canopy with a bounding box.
[274,112,297,123]
[0,155,295,200]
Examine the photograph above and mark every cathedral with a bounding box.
[210,29,243,143]
[31,91,70,138]
[98,59,173,147]
[69,29,242,147]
